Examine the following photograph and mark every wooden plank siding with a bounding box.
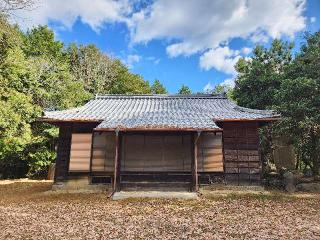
[90,131,224,174]
[54,122,99,182]
[54,121,260,187]
[91,132,115,172]
[222,122,262,185]
[69,134,92,171]
[197,132,223,172]
[120,133,192,172]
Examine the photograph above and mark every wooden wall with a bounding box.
[54,122,99,182]
[54,121,261,186]
[90,131,224,174]
[197,132,223,172]
[54,124,72,181]
[69,134,92,172]
[121,133,192,172]
[91,132,115,172]
[222,122,261,185]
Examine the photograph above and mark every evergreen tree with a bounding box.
[151,79,167,94]
[178,85,192,94]
[233,39,293,109]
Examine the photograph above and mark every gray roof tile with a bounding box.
[43,94,278,130]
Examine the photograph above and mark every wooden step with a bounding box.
[120,182,191,192]
[120,173,192,183]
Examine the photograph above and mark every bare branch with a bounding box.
[0,0,36,14]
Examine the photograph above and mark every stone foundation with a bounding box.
[52,177,111,193]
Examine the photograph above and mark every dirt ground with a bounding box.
[1,180,320,240]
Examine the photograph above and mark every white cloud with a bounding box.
[146,56,161,65]
[250,30,270,43]
[124,54,141,68]
[12,0,307,77]
[14,0,132,31]
[203,78,235,93]
[203,82,215,93]
[199,46,241,75]
[13,0,307,47]
[221,78,236,88]
[130,0,306,57]
[310,17,316,23]
[242,47,252,55]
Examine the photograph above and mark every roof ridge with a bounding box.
[95,93,226,99]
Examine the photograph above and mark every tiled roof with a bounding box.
[43,94,278,130]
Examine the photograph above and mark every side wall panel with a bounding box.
[197,132,223,172]
[69,134,92,171]
[54,122,99,182]
[54,124,72,181]
[91,132,115,172]
[121,133,192,172]
[222,122,261,185]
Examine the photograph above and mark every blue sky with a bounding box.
[16,0,320,93]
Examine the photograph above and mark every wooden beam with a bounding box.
[214,118,280,122]
[191,131,201,192]
[94,128,223,132]
[38,118,102,123]
[113,129,120,191]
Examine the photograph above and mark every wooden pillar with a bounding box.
[113,130,120,191]
[191,131,201,192]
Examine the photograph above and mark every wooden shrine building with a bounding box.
[41,94,278,192]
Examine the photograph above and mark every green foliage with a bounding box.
[178,85,192,94]
[0,90,39,158]
[210,84,234,100]
[23,26,90,109]
[67,44,116,95]
[0,16,154,178]
[24,125,58,178]
[23,26,64,60]
[107,60,151,94]
[274,32,320,175]
[234,40,293,109]
[233,34,320,175]
[151,79,167,94]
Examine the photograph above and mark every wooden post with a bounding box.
[113,129,120,191]
[191,131,201,192]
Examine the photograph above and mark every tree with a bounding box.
[67,44,117,95]
[23,26,89,109]
[0,18,40,177]
[151,79,167,94]
[178,85,191,94]
[232,40,294,173]
[276,77,320,175]
[233,39,294,110]
[210,84,234,99]
[23,26,64,60]
[0,15,156,178]
[105,60,151,94]
[275,32,320,175]
[232,33,320,176]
